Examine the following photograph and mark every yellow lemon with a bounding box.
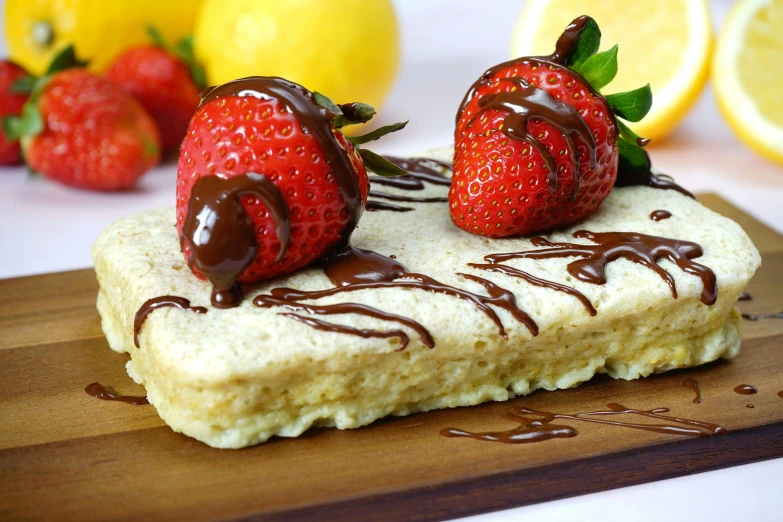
[714,0,783,165]
[511,0,713,141]
[194,0,400,109]
[5,0,202,75]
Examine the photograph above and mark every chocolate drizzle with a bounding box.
[85,382,149,406]
[181,173,290,307]
[739,291,752,301]
[468,262,596,316]
[615,150,695,199]
[742,312,783,321]
[134,296,207,348]
[253,246,538,345]
[186,77,361,307]
[734,384,758,395]
[650,210,672,221]
[777,391,783,398]
[485,231,717,306]
[366,156,452,212]
[468,77,596,191]
[441,402,726,444]
[682,378,702,404]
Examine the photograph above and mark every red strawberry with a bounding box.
[0,61,31,165]
[177,76,407,291]
[105,32,202,153]
[451,15,653,237]
[7,66,161,190]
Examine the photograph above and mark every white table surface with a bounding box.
[1,1,781,520]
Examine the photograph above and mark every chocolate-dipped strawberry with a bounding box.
[451,16,656,237]
[177,76,407,307]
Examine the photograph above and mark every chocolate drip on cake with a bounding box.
[468,262,596,316]
[650,210,672,221]
[134,296,207,347]
[441,402,725,444]
[181,173,290,308]
[366,156,452,212]
[485,231,717,306]
[614,146,694,199]
[365,200,413,213]
[85,382,149,406]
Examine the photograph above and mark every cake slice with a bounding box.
[93,147,760,448]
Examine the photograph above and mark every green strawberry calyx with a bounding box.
[2,45,87,143]
[314,91,410,177]
[558,16,654,173]
[147,26,207,90]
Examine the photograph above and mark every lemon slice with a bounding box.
[714,0,783,165]
[511,0,713,141]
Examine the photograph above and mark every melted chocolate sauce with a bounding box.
[637,137,652,147]
[254,294,434,349]
[485,230,717,305]
[442,402,726,444]
[469,77,596,191]
[682,378,702,404]
[368,190,448,204]
[263,247,538,339]
[742,312,783,321]
[365,200,413,212]
[746,404,755,409]
[650,210,672,221]
[615,151,695,199]
[85,382,149,406]
[189,77,361,306]
[734,384,758,395]
[739,292,752,301]
[468,262,596,316]
[777,391,783,398]
[134,296,207,348]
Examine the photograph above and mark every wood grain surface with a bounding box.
[1,194,781,521]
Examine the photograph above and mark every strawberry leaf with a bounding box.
[577,44,618,91]
[9,75,36,94]
[358,149,409,177]
[2,103,43,141]
[605,84,653,122]
[147,26,167,48]
[348,121,408,146]
[173,35,207,89]
[314,91,342,115]
[45,45,87,75]
[334,102,376,128]
[567,17,601,71]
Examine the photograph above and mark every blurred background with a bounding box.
[0,0,781,279]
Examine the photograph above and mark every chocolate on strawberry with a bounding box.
[451,15,654,237]
[176,76,407,307]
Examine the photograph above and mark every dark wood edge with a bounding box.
[247,421,783,522]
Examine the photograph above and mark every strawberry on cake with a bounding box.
[93,17,760,448]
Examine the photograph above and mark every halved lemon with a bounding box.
[713,0,783,165]
[511,0,713,141]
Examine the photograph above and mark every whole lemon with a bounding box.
[194,0,400,108]
[5,0,202,75]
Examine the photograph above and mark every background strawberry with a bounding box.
[106,29,204,153]
[177,77,406,285]
[451,16,653,237]
[0,61,31,165]
[4,47,161,191]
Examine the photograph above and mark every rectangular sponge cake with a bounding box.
[93,148,760,448]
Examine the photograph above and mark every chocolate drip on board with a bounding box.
[85,382,149,406]
[441,402,726,444]
[468,262,596,316]
[485,230,717,306]
[650,210,672,221]
[186,77,360,307]
[682,378,702,404]
[777,391,783,398]
[734,384,758,395]
[739,292,752,301]
[742,312,783,321]
[746,404,755,409]
[134,296,207,347]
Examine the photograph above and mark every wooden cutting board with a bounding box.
[1,194,782,522]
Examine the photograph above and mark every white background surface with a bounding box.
[1,1,781,520]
